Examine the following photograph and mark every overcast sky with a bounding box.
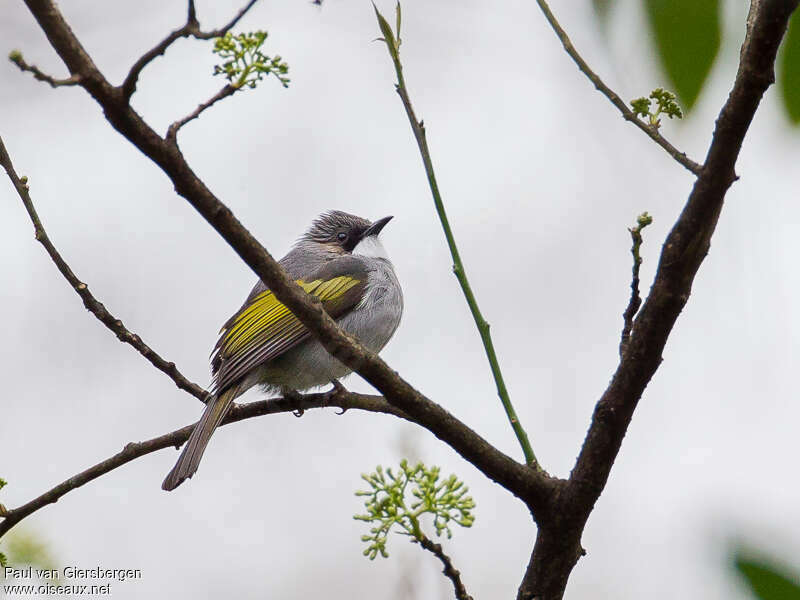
[2,1,799,599]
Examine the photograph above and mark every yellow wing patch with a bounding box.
[219,276,360,356]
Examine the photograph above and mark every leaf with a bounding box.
[735,553,800,600]
[395,2,402,42]
[373,3,397,58]
[643,0,720,110]
[779,10,800,124]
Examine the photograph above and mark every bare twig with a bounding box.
[0,391,409,539]
[619,212,652,357]
[0,134,208,403]
[166,84,237,140]
[120,0,259,99]
[8,51,80,87]
[191,0,259,39]
[373,6,539,469]
[418,535,473,600]
[533,0,702,175]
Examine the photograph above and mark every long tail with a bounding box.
[162,385,240,491]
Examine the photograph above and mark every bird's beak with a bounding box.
[363,215,393,237]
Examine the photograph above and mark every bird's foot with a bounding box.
[325,379,349,414]
[284,389,305,417]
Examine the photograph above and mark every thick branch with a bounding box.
[533,0,702,175]
[0,135,207,403]
[517,1,800,598]
[21,0,557,514]
[418,535,473,600]
[121,0,259,99]
[0,391,408,539]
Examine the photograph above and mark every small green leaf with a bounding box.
[212,31,290,89]
[354,461,475,560]
[373,3,397,58]
[631,88,683,128]
[0,551,7,568]
[735,553,800,600]
[643,0,720,110]
[631,97,652,117]
[779,10,800,124]
[395,2,402,43]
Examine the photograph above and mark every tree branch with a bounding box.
[166,84,237,141]
[0,391,409,539]
[0,134,208,403]
[418,535,473,600]
[533,0,702,175]
[8,50,81,87]
[120,0,259,100]
[518,1,800,597]
[20,0,557,514]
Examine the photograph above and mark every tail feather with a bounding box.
[162,386,240,491]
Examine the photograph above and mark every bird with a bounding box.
[162,210,403,491]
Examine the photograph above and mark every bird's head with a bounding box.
[301,210,393,258]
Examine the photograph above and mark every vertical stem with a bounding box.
[375,8,538,467]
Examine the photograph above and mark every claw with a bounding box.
[283,389,304,417]
[324,379,348,409]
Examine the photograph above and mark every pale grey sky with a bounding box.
[1,1,799,599]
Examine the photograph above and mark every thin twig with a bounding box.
[418,535,473,600]
[166,84,238,140]
[120,0,259,99]
[533,0,702,175]
[191,0,259,39]
[374,7,539,469]
[619,212,652,357]
[0,391,409,538]
[0,135,208,403]
[8,51,81,87]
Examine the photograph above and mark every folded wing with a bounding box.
[210,259,368,394]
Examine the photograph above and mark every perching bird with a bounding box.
[162,211,403,491]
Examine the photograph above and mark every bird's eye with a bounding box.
[337,232,348,241]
